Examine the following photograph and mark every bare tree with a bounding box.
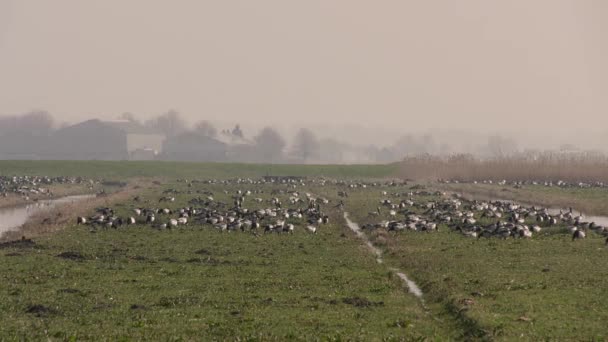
[151,109,187,137]
[291,128,320,162]
[232,124,244,138]
[119,112,138,123]
[19,110,55,135]
[194,120,218,138]
[391,133,439,158]
[254,127,285,163]
[318,138,345,163]
[487,135,518,158]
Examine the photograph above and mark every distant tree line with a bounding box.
[0,110,56,136]
[0,109,595,164]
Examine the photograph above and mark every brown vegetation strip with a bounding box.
[399,154,608,183]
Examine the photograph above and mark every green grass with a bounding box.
[342,185,608,340]
[3,161,607,340]
[0,179,451,340]
[0,160,399,180]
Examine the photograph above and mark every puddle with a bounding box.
[343,212,423,299]
[492,199,608,227]
[0,195,95,236]
[544,208,608,227]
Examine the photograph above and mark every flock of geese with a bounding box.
[77,178,334,235]
[0,175,96,199]
[75,176,608,245]
[439,178,608,189]
[365,190,608,244]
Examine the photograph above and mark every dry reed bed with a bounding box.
[399,154,608,183]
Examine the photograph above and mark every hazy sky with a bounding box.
[1,1,606,140]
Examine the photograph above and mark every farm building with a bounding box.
[104,120,165,157]
[160,132,227,162]
[217,130,257,163]
[48,119,129,160]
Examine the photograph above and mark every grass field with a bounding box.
[342,186,608,340]
[1,161,607,340]
[0,160,399,180]
[0,174,453,340]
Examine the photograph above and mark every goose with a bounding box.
[572,228,586,240]
[305,225,317,234]
[462,231,478,238]
[284,224,295,233]
[229,221,242,231]
[519,228,532,239]
[94,215,105,225]
[388,222,405,231]
[425,222,437,231]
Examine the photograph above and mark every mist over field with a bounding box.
[3,3,608,340]
[1,1,607,161]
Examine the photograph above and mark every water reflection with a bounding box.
[0,195,94,236]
